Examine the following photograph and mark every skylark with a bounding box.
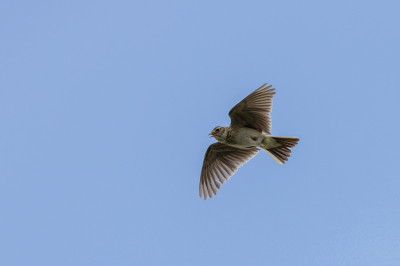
[200,83,299,200]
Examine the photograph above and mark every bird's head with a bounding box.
[209,126,227,141]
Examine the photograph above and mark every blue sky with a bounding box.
[1,1,400,265]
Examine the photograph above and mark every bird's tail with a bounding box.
[262,136,299,165]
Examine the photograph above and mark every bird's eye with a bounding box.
[216,129,220,132]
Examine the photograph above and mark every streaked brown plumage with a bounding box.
[199,83,299,200]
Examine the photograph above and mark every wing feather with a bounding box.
[199,143,258,200]
[228,83,275,134]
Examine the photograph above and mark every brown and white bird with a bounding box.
[199,83,299,200]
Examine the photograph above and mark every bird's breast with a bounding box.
[226,128,264,148]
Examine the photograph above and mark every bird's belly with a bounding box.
[229,128,263,148]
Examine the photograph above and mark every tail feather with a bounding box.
[263,136,299,165]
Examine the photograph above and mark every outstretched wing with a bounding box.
[199,142,258,200]
[229,83,275,134]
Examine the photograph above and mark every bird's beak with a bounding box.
[209,132,215,138]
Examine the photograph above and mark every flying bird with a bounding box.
[200,83,299,200]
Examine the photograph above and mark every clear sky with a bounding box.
[1,1,400,265]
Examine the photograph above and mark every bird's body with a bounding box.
[214,126,280,149]
[199,83,299,200]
